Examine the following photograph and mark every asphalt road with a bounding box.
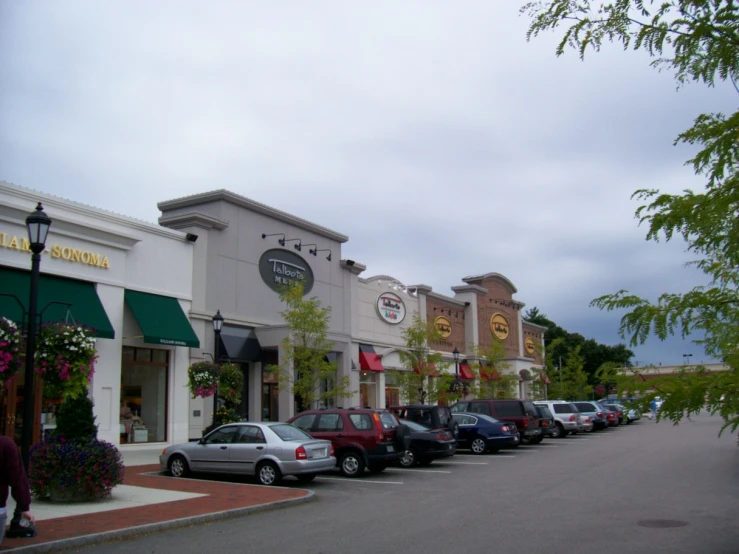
[76,412,739,554]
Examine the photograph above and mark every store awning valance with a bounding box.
[358,344,384,372]
[459,363,475,380]
[0,266,114,338]
[413,360,439,376]
[219,324,261,362]
[124,289,199,348]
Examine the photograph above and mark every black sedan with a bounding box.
[452,413,520,454]
[397,419,457,467]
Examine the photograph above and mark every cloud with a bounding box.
[1,0,732,365]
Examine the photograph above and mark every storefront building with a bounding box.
[0,181,199,448]
[158,190,358,437]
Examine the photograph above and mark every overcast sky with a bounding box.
[1,1,734,367]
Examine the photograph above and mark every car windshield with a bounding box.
[269,424,312,441]
[399,419,431,431]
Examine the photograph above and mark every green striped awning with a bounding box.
[124,289,199,348]
[0,266,115,338]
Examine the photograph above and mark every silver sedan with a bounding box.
[160,422,335,486]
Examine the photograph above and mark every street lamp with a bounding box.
[9,203,50,540]
[453,347,460,378]
[683,353,693,365]
[212,310,224,422]
[21,203,51,471]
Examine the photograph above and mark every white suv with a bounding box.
[534,401,581,438]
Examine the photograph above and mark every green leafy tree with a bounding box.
[523,0,739,437]
[466,339,517,399]
[268,283,353,410]
[389,315,452,404]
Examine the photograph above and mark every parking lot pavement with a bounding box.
[72,413,739,554]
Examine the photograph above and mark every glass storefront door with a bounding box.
[359,371,377,409]
[120,347,168,443]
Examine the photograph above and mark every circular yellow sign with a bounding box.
[490,313,509,340]
[434,316,452,338]
[525,337,535,354]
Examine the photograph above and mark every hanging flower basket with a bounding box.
[218,362,244,406]
[187,361,220,398]
[34,323,97,399]
[0,317,22,390]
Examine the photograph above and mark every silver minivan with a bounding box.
[534,401,581,437]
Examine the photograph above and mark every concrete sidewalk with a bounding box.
[1,447,314,553]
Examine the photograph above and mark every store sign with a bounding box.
[259,248,314,294]
[490,313,509,340]
[435,316,452,338]
[376,292,405,324]
[525,337,535,354]
[0,232,110,269]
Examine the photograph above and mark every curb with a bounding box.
[2,490,316,554]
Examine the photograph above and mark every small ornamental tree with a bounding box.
[391,315,450,405]
[467,339,511,399]
[269,282,353,411]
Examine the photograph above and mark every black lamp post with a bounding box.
[212,310,224,422]
[21,203,51,471]
[449,347,461,394]
[8,203,50,540]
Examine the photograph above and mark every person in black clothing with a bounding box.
[0,436,35,543]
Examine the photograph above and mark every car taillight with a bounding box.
[371,412,386,442]
[521,419,528,429]
[569,415,576,422]
[436,432,451,441]
[597,412,603,418]
[295,445,307,460]
[541,420,548,427]
[330,444,335,457]
[501,425,510,432]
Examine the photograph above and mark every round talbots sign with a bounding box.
[376,292,405,324]
[525,337,535,354]
[490,313,510,340]
[434,316,452,338]
[259,249,314,295]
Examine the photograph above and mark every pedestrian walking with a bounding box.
[650,399,658,422]
[0,436,35,543]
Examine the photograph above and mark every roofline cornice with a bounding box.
[158,211,230,231]
[158,189,349,243]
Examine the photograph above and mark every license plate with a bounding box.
[387,445,394,452]
[311,448,327,458]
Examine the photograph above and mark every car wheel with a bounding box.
[296,473,316,483]
[168,455,190,478]
[400,449,417,468]
[368,463,387,474]
[339,452,365,477]
[257,461,282,486]
[395,424,412,452]
[470,437,487,454]
[449,420,460,440]
[555,423,567,438]
[549,424,561,438]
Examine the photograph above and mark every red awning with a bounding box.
[358,344,384,372]
[480,366,501,381]
[413,360,438,376]
[459,364,475,380]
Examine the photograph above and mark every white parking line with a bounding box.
[492,455,517,458]
[440,461,489,465]
[315,477,404,485]
[386,468,451,474]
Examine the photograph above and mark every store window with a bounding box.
[262,367,279,421]
[120,346,168,443]
[384,372,400,408]
[359,371,377,409]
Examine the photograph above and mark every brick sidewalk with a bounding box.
[1,465,313,553]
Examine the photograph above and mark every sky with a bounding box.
[1,1,734,367]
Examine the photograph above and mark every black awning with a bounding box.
[218,325,262,362]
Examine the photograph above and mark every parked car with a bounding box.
[451,399,541,445]
[535,404,557,438]
[579,415,594,433]
[602,403,625,425]
[571,401,608,431]
[160,422,335,486]
[595,402,619,427]
[397,419,457,467]
[534,401,581,437]
[452,413,519,453]
[388,404,459,439]
[287,408,411,477]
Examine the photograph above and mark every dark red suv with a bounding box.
[288,408,411,477]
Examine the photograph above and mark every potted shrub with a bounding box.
[29,394,125,502]
[217,362,244,406]
[187,360,220,398]
[0,317,22,390]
